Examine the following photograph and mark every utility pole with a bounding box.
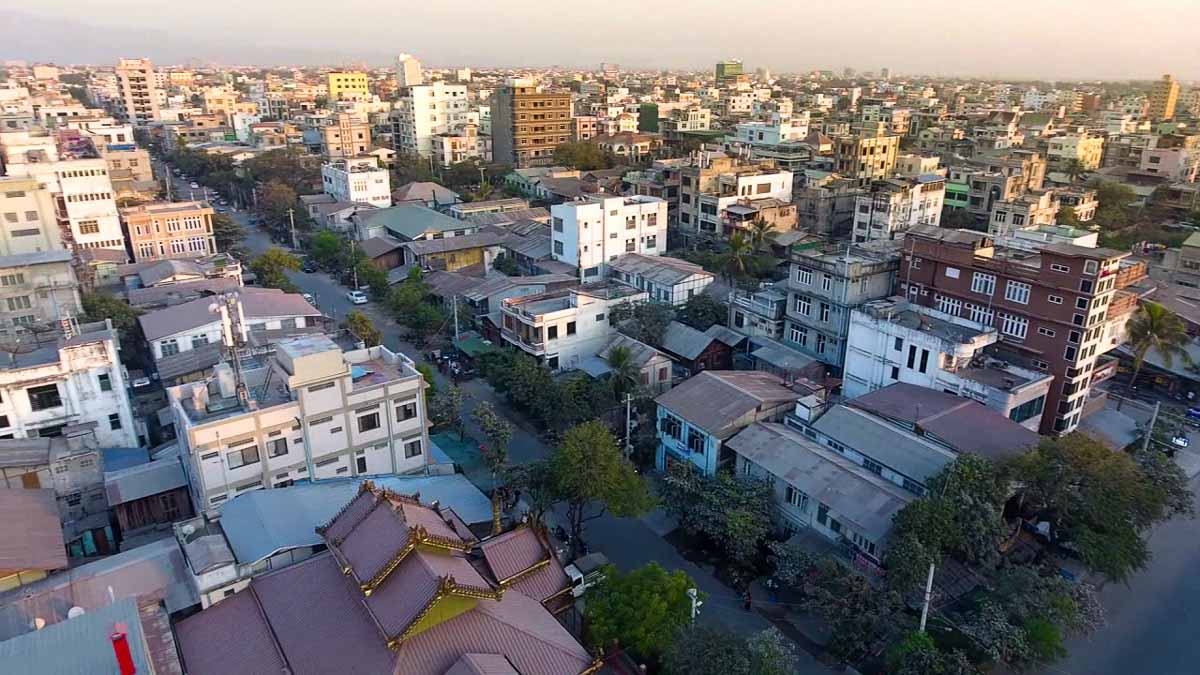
[349,238,359,290]
[918,561,936,632]
[452,295,460,341]
[1142,400,1161,453]
[624,393,634,458]
[287,208,298,250]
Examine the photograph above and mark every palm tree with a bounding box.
[606,344,640,399]
[1126,302,1192,391]
[747,216,777,252]
[722,232,753,285]
[1064,159,1087,183]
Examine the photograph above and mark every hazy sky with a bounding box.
[2,1,1198,80]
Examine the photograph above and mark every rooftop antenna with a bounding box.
[210,293,250,406]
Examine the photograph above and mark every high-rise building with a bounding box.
[396,53,423,87]
[715,59,743,84]
[1148,74,1180,120]
[113,58,161,126]
[834,130,901,187]
[491,79,572,168]
[319,112,371,159]
[326,71,370,101]
[391,81,469,157]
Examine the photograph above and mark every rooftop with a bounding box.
[0,598,152,675]
[0,488,66,573]
[608,253,712,286]
[138,287,319,342]
[656,371,801,439]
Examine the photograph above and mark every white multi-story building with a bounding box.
[730,112,810,145]
[851,175,945,243]
[168,334,432,510]
[0,175,61,255]
[396,53,423,87]
[113,58,161,126]
[499,281,647,371]
[843,297,1054,431]
[431,123,491,168]
[550,195,667,281]
[392,82,469,157]
[320,156,391,208]
[0,320,136,446]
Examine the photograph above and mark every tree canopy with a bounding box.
[662,625,797,675]
[659,461,775,567]
[343,310,382,347]
[553,141,612,171]
[675,293,728,332]
[584,562,696,659]
[249,248,301,292]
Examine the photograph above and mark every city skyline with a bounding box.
[2,1,1198,81]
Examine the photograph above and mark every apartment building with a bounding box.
[899,227,1143,435]
[730,112,809,146]
[659,106,711,143]
[782,243,900,370]
[549,195,667,279]
[1056,186,1099,223]
[677,155,792,244]
[391,81,469,157]
[1149,74,1180,121]
[80,122,154,196]
[326,71,370,101]
[0,250,82,335]
[834,130,901,186]
[168,334,431,510]
[1045,132,1104,171]
[395,53,423,87]
[851,175,946,243]
[715,60,743,84]
[320,156,391,208]
[0,175,60,254]
[499,281,646,371]
[571,115,599,142]
[844,297,1054,430]
[113,58,161,126]
[988,191,1060,236]
[961,150,1048,219]
[896,153,942,178]
[121,201,216,262]
[492,79,572,168]
[0,320,136,446]
[319,112,371,159]
[431,123,491,168]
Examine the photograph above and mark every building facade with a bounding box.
[0,250,82,335]
[851,175,946,243]
[1149,74,1180,121]
[834,131,900,186]
[321,157,391,208]
[392,82,469,158]
[122,201,216,262]
[550,195,667,280]
[326,72,370,101]
[499,282,645,371]
[492,80,572,168]
[113,58,161,126]
[319,112,371,159]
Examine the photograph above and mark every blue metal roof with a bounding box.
[217,475,491,565]
[101,447,150,473]
[0,597,151,675]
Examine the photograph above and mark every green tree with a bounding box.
[549,421,655,558]
[508,459,556,526]
[745,627,799,675]
[799,556,909,663]
[604,344,640,399]
[416,363,437,406]
[250,247,301,292]
[1063,158,1088,183]
[721,232,753,284]
[1090,179,1138,230]
[355,260,390,299]
[659,462,775,567]
[431,384,466,440]
[584,562,696,658]
[676,293,728,331]
[257,180,301,242]
[343,310,382,347]
[210,213,247,258]
[609,300,675,347]
[746,217,776,251]
[1008,433,1193,582]
[887,631,979,675]
[1125,301,1191,387]
[307,231,346,270]
[493,254,520,276]
[662,625,796,675]
[553,141,611,170]
[80,293,142,333]
[1057,205,1081,228]
[472,400,513,533]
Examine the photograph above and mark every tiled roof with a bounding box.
[0,488,66,573]
[176,587,286,675]
[138,287,320,341]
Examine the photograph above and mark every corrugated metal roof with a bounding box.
[445,653,520,675]
[139,287,320,341]
[726,423,914,540]
[360,204,465,240]
[655,371,800,439]
[0,538,199,642]
[0,597,152,675]
[0,488,65,573]
[218,475,491,565]
[608,253,711,286]
[175,586,288,675]
[0,438,51,468]
[104,458,187,506]
[812,406,954,484]
[660,321,718,360]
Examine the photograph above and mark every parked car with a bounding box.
[1172,434,1190,449]
[302,259,320,273]
[346,290,369,305]
[564,552,609,598]
[189,182,200,189]
[302,293,316,305]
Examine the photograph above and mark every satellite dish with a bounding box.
[67,606,86,619]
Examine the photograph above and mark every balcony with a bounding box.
[501,327,545,355]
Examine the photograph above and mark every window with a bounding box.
[919,349,929,374]
[78,220,100,234]
[396,399,417,422]
[821,274,832,291]
[819,303,830,322]
[1079,279,1094,294]
[890,365,900,380]
[108,413,122,430]
[1000,314,1028,339]
[795,268,812,285]
[967,304,994,325]
[309,381,335,393]
[686,427,706,454]
[404,439,423,458]
[785,486,809,510]
[789,325,808,346]
[1083,260,1099,275]
[936,295,962,316]
[226,444,260,469]
[863,458,883,475]
[547,325,558,340]
[160,339,179,357]
[5,296,30,311]
[191,334,210,349]
[1050,263,1070,273]
[1048,295,1063,304]
[566,321,576,335]
[356,454,368,473]
[27,384,61,411]
[1009,395,1045,423]
[816,334,827,354]
[1005,280,1030,304]
[1064,345,1078,361]
[1038,327,1056,337]
[98,373,112,392]
[268,438,288,457]
[793,295,810,316]
[971,272,995,296]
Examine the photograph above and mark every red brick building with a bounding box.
[899,227,1145,435]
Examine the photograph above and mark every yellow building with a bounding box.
[1149,74,1180,121]
[122,201,216,262]
[327,71,370,101]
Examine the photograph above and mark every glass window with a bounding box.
[404,439,423,458]
[27,384,61,411]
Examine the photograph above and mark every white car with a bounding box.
[346,290,369,305]
[189,182,199,189]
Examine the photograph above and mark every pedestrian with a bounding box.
[742,590,752,612]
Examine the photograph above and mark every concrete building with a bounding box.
[0,250,82,334]
[677,155,792,244]
[121,201,216,262]
[730,112,809,146]
[326,72,370,101]
[113,58,161,126]
[961,150,1048,219]
[492,79,572,168]
[499,281,646,371]
[320,156,391,208]
[395,53,423,87]
[1149,74,1180,121]
[607,252,713,305]
[0,320,136,446]
[0,176,61,255]
[431,123,491,168]
[1056,186,1099,223]
[550,195,666,280]
[715,59,744,84]
[844,297,1054,430]
[1046,132,1105,171]
[729,285,788,340]
[318,112,371,159]
[896,153,942,178]
[900,227,1144,435]
[988,191,1060,236]
[834,131,901,186]
[168,334,431,511]
[571,115,599,142]
[392,81,470,158]
[851,175,946,243]
[783,242,900,370]
[660,106,711,142]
